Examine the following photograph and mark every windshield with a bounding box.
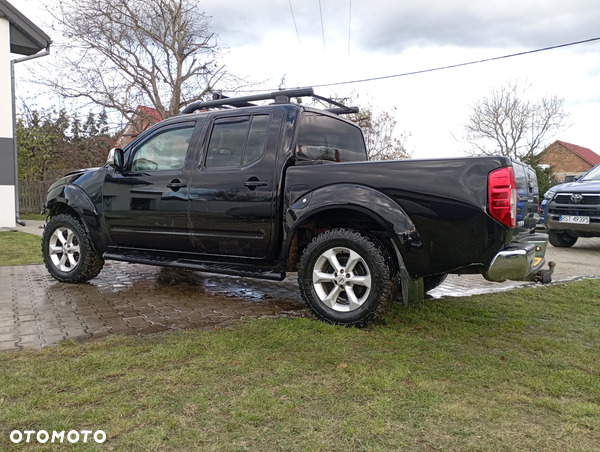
[297,112,367,163]
[581,164,600,181]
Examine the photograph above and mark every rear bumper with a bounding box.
[484,233,549,282]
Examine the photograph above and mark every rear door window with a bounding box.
[205,115,270,168]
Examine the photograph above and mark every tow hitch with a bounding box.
[535,261,555,284]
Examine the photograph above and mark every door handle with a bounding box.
[167,179,187,191]
[243,179,268,191]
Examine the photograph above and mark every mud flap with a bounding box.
[401,268,424,306]
[392,242,424,306]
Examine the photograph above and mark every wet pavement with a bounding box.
[1,221,599,352]
[0,262,308,352]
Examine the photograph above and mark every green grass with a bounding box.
[0,231,43,265]
[1,279,600,451]
[19,213,47,221]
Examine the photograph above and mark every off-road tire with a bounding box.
[42,213,104,283]
[548,231,578,248]
[298,228,397,327]
[424,273,448,293]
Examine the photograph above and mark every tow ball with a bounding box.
[535,261,555,284]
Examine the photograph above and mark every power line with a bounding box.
[230,36,600,93]
[318,0,326,52]
[310,36,600,89]
[288,0,301,46]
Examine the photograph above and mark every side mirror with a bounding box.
[107,148,124,170]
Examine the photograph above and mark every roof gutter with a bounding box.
[11,44,51,226]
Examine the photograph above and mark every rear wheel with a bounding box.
[298,229,397,327]
[548,231,578,248]
[42,213,104,283]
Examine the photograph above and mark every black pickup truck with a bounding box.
[41,88,551,326]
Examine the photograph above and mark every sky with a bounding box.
[13,0,600,160]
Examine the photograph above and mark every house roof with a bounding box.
[556,140,600,167]
[0,0,51,55]
[137,106,163,123]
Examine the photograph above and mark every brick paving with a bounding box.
[0,262,307,352]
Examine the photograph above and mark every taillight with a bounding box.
[488,166,517,228]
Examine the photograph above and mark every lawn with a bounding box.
[0,231,43,266]
[1,279,599,451]
[20,213,47,221]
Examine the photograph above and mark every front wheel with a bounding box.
[42,213,105,283]
[298,229,397,327]
[548,231,578,247]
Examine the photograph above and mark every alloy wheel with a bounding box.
[311,247,372,312]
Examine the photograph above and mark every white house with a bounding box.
[0,0,51,227]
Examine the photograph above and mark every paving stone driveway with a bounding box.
[0,262,307,352]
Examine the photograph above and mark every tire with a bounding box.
[424,273,448,293]
[42,213,105,283]
[298,229,397,327]
[548,231,578,248]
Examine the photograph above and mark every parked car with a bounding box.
[542,163,600,247]
[41,88,552,327]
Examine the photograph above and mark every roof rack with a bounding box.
[179,87,359,115]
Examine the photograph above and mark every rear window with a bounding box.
[296,112,367,163]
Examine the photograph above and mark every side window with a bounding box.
[513,164,527,189]
[205,115,270,168]
[297,112,367,163]
[131,125,195,171]
[527,167,538,186]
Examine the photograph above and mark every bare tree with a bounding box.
[40,0,236,130]
[341,93,411,161]
[459,80,569,163]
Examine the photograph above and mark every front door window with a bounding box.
[131,126,195,171]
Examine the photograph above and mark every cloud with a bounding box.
[202,0,600,54]
[349,0,600,52]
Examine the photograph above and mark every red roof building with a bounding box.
[116,105,163,147]
[539,140,600,182]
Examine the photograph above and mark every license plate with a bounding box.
[559,215,590,224]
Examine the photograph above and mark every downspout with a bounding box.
[10,44,51,226]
